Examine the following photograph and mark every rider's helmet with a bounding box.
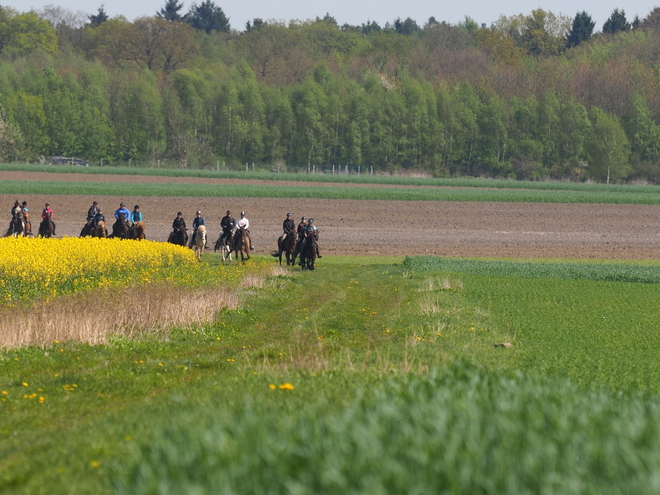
[196,210,202,215]
[308,218,314,224]
[134,205,140,210]
[287,212,292,217]
[241,211,245,215]
[45,203,50,207]
[93,201,98,205]
[301,216,306,221]
[120,202,125,207]
[226,210,231,215]
[177,211,182,216]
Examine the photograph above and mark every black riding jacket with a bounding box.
[173,217,186,230]
[283,218,296,233]
[221,215,236,233]
[87,205,98,221]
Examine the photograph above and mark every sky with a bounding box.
[3,0,659,31]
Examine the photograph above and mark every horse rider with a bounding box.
[83,201,99,233]
[21,201,31,235]
[9,200,21,233]
[131,205,143,224]
[301,218,321,258]
[11,200,21,220]
[190,210,205,248]
[236,211,254,250]
[93,209,105,228]
[220,209,236,245]
[115,202,131,226]
[172,211,186,232]
[295,216,307,253]
[42,203,56,235]
[278,212,296,256]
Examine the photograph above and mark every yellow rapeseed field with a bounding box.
[0,237,198,303]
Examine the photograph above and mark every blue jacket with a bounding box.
[115,207,130,221]
[193,217,205,230]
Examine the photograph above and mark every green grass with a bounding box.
[4,178,660,204]
[3,255,660,493]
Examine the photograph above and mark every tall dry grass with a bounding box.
[0,285,238,349]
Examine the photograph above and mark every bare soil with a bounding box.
[4,172,660,259]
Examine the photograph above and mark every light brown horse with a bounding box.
[193,225,206,261]
[91,220,107,238]
[22,209,32,236]
[231,226,251,262]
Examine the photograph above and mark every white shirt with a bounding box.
[237,217,249,229]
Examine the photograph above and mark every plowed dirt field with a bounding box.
[4,171,660,259]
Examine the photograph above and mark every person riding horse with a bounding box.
[21,201,32,236]
[300,218,321,259]
[115,202,131,227]
[41,203,56,236]
[277,213,296,257]
[220,210,236,245]
[81,201,99,236]
[235,211,254,251]
[93,209,105,228]
[190,211,205,248]
[168,212,188,245]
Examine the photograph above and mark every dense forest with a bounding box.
[2,2,660,182]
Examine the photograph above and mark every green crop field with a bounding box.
[2,254,660,493]
[4,162,660,194]
[4,178,660,204]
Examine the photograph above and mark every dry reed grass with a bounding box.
[0,284,238,349]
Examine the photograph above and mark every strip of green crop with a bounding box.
[404,256,660,283]
[4,163,660,194]
[3,179,660,204]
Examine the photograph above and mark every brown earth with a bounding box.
[3,172,660,259]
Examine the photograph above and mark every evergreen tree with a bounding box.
[567,11,595,47]
[158,0,185,22]
[393,17,420,35]
[603,9,630,34]
[88,5,109,27]
[185,1,230,33]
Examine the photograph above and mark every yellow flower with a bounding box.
[90,460,100,468]
[279,383,294,390]
[268,384,276,390]
[21,382,28,387]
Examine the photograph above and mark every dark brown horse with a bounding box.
[80,221,94,237]
[38,211,55,238]
[231,226,251,262]
[168,225,188,246]
[299,230,318,271]
[276,229,297,265]
[128,221,146,240]
[5,210,25,238]
[109,214,129,239]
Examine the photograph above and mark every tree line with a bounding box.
[2,3,660,182]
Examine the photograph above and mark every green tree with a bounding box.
[586,107,630,183]
[110,70,166,161]
[603,9,630,34]
[88,5,109,27]
[185,1,230,33]
[158,0,185,22]
[567,11,595,47]
[0,10,58,55]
